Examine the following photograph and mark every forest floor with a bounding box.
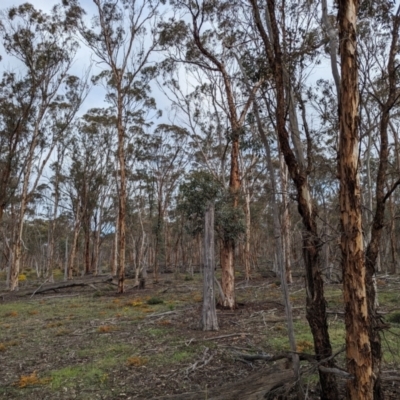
[0,270,400,399]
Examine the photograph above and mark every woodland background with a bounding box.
[0,0,400,399]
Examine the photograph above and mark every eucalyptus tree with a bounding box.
[63,108,115,278]
[316,2,400,396]
[46,138,69,282]
[247,0,339,397]
[355,3,400,397]
[160,0,263,308]
[337,1,374,397]
[0,73,31,225]
[0,4,87,290]
[136,124,188,281]
[63,0,162,292]
[79,109,115,276]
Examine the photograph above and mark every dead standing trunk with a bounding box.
[338,0,373,398]
[188,8,263,309]
[202,202,218,331]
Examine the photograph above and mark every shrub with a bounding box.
[147,297,164,305]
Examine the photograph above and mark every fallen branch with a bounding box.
[30,278,50,298]
[319,365,353,379]
[186,333,251,345]
[185,347,214,376]
[146,311,177,318]
[232,351,316,364]
[0,275,113,297]
[154,365,294,399]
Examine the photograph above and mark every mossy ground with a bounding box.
[0,272,400,399]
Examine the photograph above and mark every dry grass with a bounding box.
[126,356,148,367]
[0,272,399,399]
[14,371,51,388]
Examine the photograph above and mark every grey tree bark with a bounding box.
[202,202,218,331]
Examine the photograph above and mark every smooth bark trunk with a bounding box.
[117,95,126,293]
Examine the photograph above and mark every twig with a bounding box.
[185,347,214,376]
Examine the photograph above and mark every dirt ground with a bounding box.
[1,272,400,399]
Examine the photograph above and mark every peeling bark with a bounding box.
[248,1,339,398]
[338,0,373,398]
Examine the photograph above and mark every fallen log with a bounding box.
[153,363,294,400]
[0,275,114,297]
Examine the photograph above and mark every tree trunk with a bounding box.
[220,238,235,309]
[364,8,400,399]
[279,152,292,284]
[47,150,63,283]
[117,95,126,293]
[84,222,91,275]
[68,218,81,280]
[202,202,218,331]
[111,213,118,276]
[10,172,30,291]
[244,190,251,281]
[338,1,373,398]
[389,195,396,275]
[249,2,339,397]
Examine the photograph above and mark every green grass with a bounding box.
[1,273,400,399]
[50,364,109,390]
[379,290,400,306]
[171,350,193,363]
